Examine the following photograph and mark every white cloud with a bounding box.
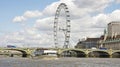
[69,9,120,46]
[109,10,120,21]
[71,0,111,17]
[23,10,42,18]
[1,0,120,48]
[0,28,54,48]
[34,17,54,31]
[73,0,110,9]
[115,0,120,3]
[13,10,42,23]
[13,16,26,22]
[42,0,112,19]
[43,2,60,16]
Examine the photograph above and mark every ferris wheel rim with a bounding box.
[54,3,70,48]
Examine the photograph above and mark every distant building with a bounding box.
[76,21,120,50]
[76,21,120,49]
[75,38,100,49]
[108,21,120,36]
[75,41,86,49]
[98,21,120,50]
[100,35,120,50]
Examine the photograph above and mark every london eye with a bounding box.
[54,3,71,48]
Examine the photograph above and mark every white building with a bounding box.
[108,21,120,37]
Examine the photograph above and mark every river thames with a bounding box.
[0,57,120,67]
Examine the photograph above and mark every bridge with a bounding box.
[56,48,120,58]
[0,48,120,58]
[0,48,35,57]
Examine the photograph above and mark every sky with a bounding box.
[0,0,120,48]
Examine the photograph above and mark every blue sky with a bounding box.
[0,0,120,34]
[0,0,58,35]
[0,0,120,47]
[104,1,120,13]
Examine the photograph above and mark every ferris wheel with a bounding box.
[54,3,71,48]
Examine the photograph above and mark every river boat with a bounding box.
[33,49,58,60]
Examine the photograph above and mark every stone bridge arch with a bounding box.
[112,50,120,58]
[5,49,28,57]
[88,50,110,58]
[58,49,86,57]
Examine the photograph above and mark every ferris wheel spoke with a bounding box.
[54,3,71,48]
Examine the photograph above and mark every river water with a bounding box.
[0,57,120,67]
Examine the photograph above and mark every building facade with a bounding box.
[99,21,120,50]
[101,35,120,50]
[75,38,100,49]
[108,21,120,36]
[75,21,120,50]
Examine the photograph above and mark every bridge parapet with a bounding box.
[0,48,36,57]
[56,48,120,58]
[0,48,119,58]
